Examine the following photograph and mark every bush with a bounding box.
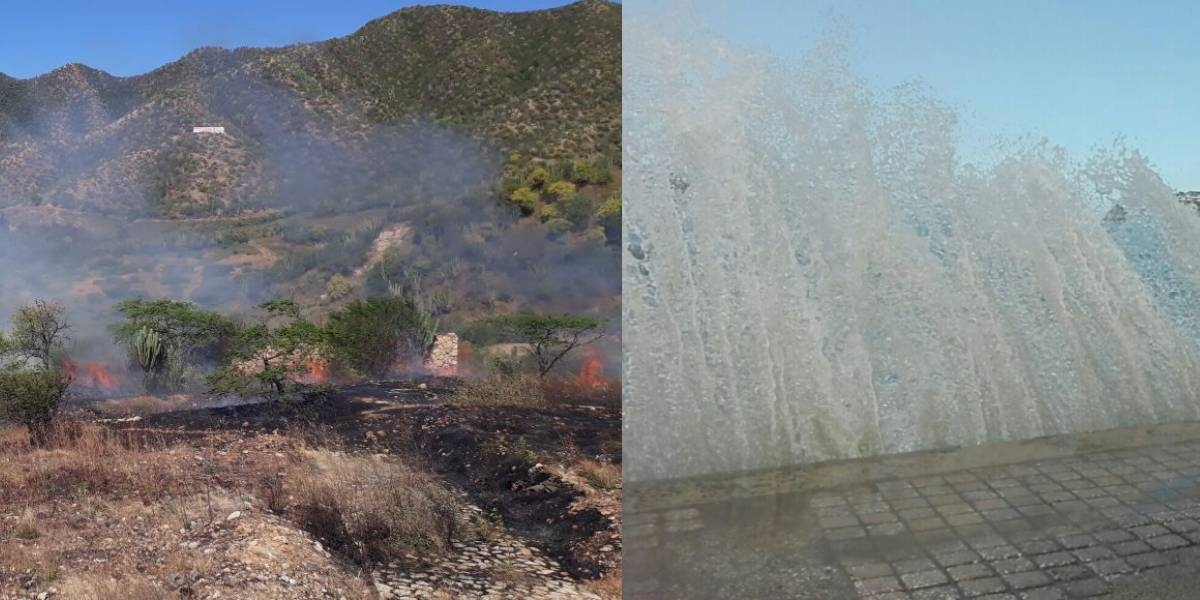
[562,194,594,229]
[545,218,573,235]
[570,159,594,184]
[284,451,464,565]
[595,195,621,228]
[507,187,540,215]
[325,296,435,379]
[325,275,354,301]
[525,166,549,189]
[576,459,621,491]
[545,180,578,201]
[538,203,561,222]
[0,369,72,444]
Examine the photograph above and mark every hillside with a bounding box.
[0,0,622,350]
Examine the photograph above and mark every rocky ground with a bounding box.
[0,379,621,599]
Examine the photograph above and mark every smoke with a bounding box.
[0,45,621,392]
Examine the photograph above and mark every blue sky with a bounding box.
[0,0,575,77]
[686,0,1200,191]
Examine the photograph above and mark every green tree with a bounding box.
[5,300,70,369]
[470,313,604,378]
[326,296,436,379]
[0,301,72,445]
[210,300,323,398]
[113,299,238,392]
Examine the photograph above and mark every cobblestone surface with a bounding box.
[819,442,1200,598]
[371,508,601,600]
[626,440,1200,599]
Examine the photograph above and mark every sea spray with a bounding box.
[624,13,1200,482]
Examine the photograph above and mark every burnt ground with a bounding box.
[105,378,622,581]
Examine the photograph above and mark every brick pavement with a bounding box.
[625,439,1200,599]
[819,442,1200,599]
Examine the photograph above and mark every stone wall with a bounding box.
[424,333,458,376]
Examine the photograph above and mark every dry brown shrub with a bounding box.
[583,570,623,600]
[575,459,621,491]
[13,508,39,539]
[282,450,465,565]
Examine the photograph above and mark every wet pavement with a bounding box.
[626,437,1200,599]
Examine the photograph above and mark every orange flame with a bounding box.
[64,360,122,390]
[577,349,608,390]
[299,359,328,384]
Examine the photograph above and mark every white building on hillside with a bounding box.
[192,126,226,134]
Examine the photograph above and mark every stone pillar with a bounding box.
[424,333,459,376]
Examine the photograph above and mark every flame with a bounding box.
[299,359,328,384]
[63,359,122,390]
[577,349,608,390]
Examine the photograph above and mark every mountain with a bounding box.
[0,0,620,218]
[0,1,621,347]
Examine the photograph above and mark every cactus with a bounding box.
[132,326,166,373]
[131,326,170,391]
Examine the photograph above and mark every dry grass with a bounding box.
[447,375,548,408]
[281,450,465,565]
[471,509,506,542]
[13,509,39,540]
[540,376,622,407]
[56,574,168,599]
[0,541,62,584]
[583,570,623,600]
[576,459,621,492]
[0,421,191,506]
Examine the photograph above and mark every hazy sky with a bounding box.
[683,0,1200,191]
[0,0,575,78]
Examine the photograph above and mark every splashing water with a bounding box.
[624,14,1200,482]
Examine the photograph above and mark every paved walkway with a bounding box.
[626,439,1200,599]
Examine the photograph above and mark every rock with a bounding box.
[226,511,242,521]
[374,582,394,599]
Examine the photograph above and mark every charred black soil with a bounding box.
[105,378,622,580]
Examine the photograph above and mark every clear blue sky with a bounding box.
[0,0,576,77]
[684,0,1200,191]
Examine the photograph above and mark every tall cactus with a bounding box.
[132,326,165,372]
[132,326,168,390]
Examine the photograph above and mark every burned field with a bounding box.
[2,378,621,599]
